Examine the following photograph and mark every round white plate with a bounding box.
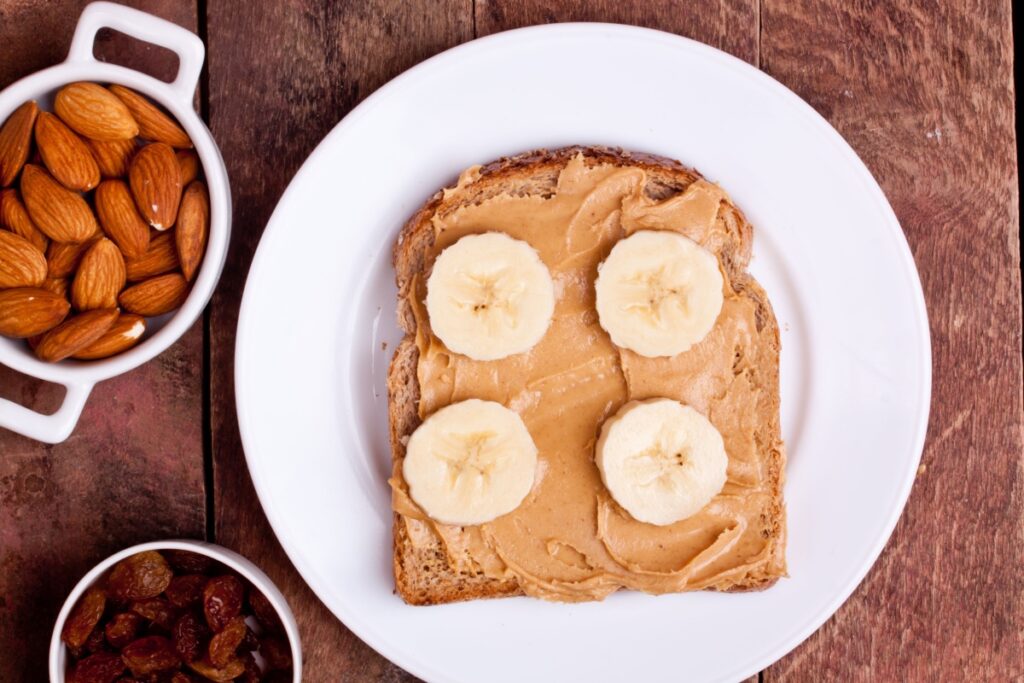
[236,24,930,683]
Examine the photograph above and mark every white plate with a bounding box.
[235,24,930,683]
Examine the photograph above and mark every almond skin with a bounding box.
[41,277,69,299]
[71,238,126,310]
[176,181,209,281]
[125,231,179,281]
[73,313,145,359]
[34,112,101,191]
[0,188,49,252]
[35,308,118,362]
[54,83,138,141]
[119,273,188,316]
[20,164,99,243]
[47,238,98,278]
[129,143,182,230]
[176,150,200,186]
[95,179,150,259]
[88,137,137,178]
[0,101,39,186]
[109,85,192,148]
[0,287,70,337]
[0,229,47,288]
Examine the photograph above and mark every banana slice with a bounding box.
[595,230,723,357]
[404,398,538,525]
[596,398,727,526]
[426,232,555,361]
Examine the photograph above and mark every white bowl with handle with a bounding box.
[0,1,230,444]
[48,539,302,681]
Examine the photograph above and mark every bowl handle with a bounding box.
[66,1,206,106]
[0,381,93,444]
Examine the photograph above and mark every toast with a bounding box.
[388,146,786,605]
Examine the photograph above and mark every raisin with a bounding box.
[165,575,207,609]
[258,636,292,670]
[121,635,180,675]
[172,611,209,663]
[69,652,125,683]
[202,575,243,632]
[262,670,293,683]
[107,551,173,601]
[104,612,142,649]
[187,658,245,682]
[85,626,111,654]
[170,674,199,683]
[246,589,282,634]
[164,550,215,574]
[63,587,107,648]
[207,616,246,668]
[131,598,177,631]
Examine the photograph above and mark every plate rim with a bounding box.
[235,21,932,683]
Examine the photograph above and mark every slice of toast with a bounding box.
[389,146,785,605]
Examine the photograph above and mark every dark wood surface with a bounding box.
[1,1,1020,681]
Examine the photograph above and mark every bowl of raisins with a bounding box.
[48,540,300,682]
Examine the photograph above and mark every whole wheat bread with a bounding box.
[388,146,785,605]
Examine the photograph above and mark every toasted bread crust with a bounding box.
[389,146,784,605]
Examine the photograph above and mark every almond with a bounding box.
[73,313,145,359]
[129,143,182,230]
[35,308,118,362]
[41,277,69,299]
[71,238,126,310]
[88,137,137,178]
[54,83,138,141]
[125,231,179,281]
[95,179,150,258]
[0,229,47,288]
[0,287,70,337]
[0,188,49,252]
[34,112,101,191]
[176,181,209,281]
[0,101,38,186]
[20,164,99,242]
[119,273,188,316]
[47,238,98,278]
[177,150,200,186]
[109,85,192,148]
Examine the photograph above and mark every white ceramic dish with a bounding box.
[0,2,231,443]
[235,23,931,683]
[48,539,302,681]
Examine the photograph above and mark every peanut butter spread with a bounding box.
[392,155,785,602]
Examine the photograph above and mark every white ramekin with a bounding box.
[48,539,302,681]
[0,2,231,443]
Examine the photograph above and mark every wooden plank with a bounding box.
[205,2,473,680]
[475,0,758,64]
[0,1,202,678]
[759,1,1023,680]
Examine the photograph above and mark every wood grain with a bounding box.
[759,1,1023,680]
[476,0,758,64]
[0,2,202,678]
[205,1,472,680]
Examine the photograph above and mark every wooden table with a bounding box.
[1,1,1020,680]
